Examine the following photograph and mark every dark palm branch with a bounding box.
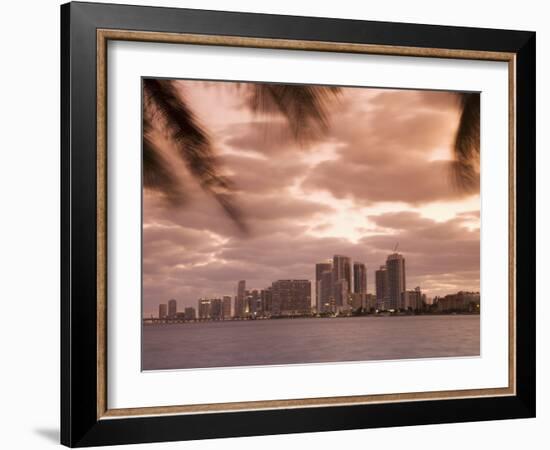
[451,93,480,191]
[143,79,247,232]
[142,134,184,205]
[243,84,341,143]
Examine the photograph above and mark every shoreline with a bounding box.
[142,312,480,325]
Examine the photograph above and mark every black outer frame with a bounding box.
[61,1,536,447]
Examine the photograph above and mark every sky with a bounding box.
[142,80,480,316]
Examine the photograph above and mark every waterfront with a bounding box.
[142,315,480,370]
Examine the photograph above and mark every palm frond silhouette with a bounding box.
[452,93,480,191]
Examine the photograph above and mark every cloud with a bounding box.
[360,211,480,283]
[303,159,478,205]
[219,152,308,195]
[142,82,480,315]
[299,88,479,205]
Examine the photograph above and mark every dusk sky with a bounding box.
[143,80,480,316]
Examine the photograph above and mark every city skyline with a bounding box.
[143,80,480,317]
[151,250,481,320]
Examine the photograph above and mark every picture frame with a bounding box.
[60,1,536,447]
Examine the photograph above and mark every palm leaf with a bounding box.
[243,83,340,143]
[143,79,247,232]
[451,93,480,191]
[142,135,186,205]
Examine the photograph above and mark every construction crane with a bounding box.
[393,242,399,252]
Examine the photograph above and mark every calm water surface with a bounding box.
[142,315,480,370]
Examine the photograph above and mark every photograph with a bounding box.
[54,1,537,446]
[141,78,481,371]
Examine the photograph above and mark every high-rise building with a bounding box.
[198,298,211,319]
[222,295,232,319]
[375,265,389,310]
[402,286,422,311]
[386,253,406,310]
[271,280,311,316]
[365,293,377,311]
[247,289,260,316]
[315,261,332,312]
[184,307,196,321]
[318,269,334,313]
[353,262,367,294]
[210,298,223,320]
[333,278,350,311]
[261,287,272,315]
[167,299,177,318]
[401,291,410,310]
[351,292,365,310]
[235,280,246,317]
[158,303,167,319]
[333,255,352,293]
[422,293,428,307]
[237,280,246,301]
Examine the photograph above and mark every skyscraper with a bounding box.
[235,280,246,317]
[353,262,367,294]
[261,287,272,315]
[319,269,334,313]
[184,307,196,321]
[237,280,246,299]
[167,299,177,318]
[333,278,349,310]
[402,286,422,311]
[315,261,332,313]
[222,295,232,318]
[210,298,223,320]
[386,253,406,310]
[247,289,260,316]
[375,265,389,310]
[198,298,211,319]
[271,280,311,316]
[333,255,352,294]
[158,303,167,319]
[365,293,377,311]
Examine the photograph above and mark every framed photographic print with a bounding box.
[60,1,536,447]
